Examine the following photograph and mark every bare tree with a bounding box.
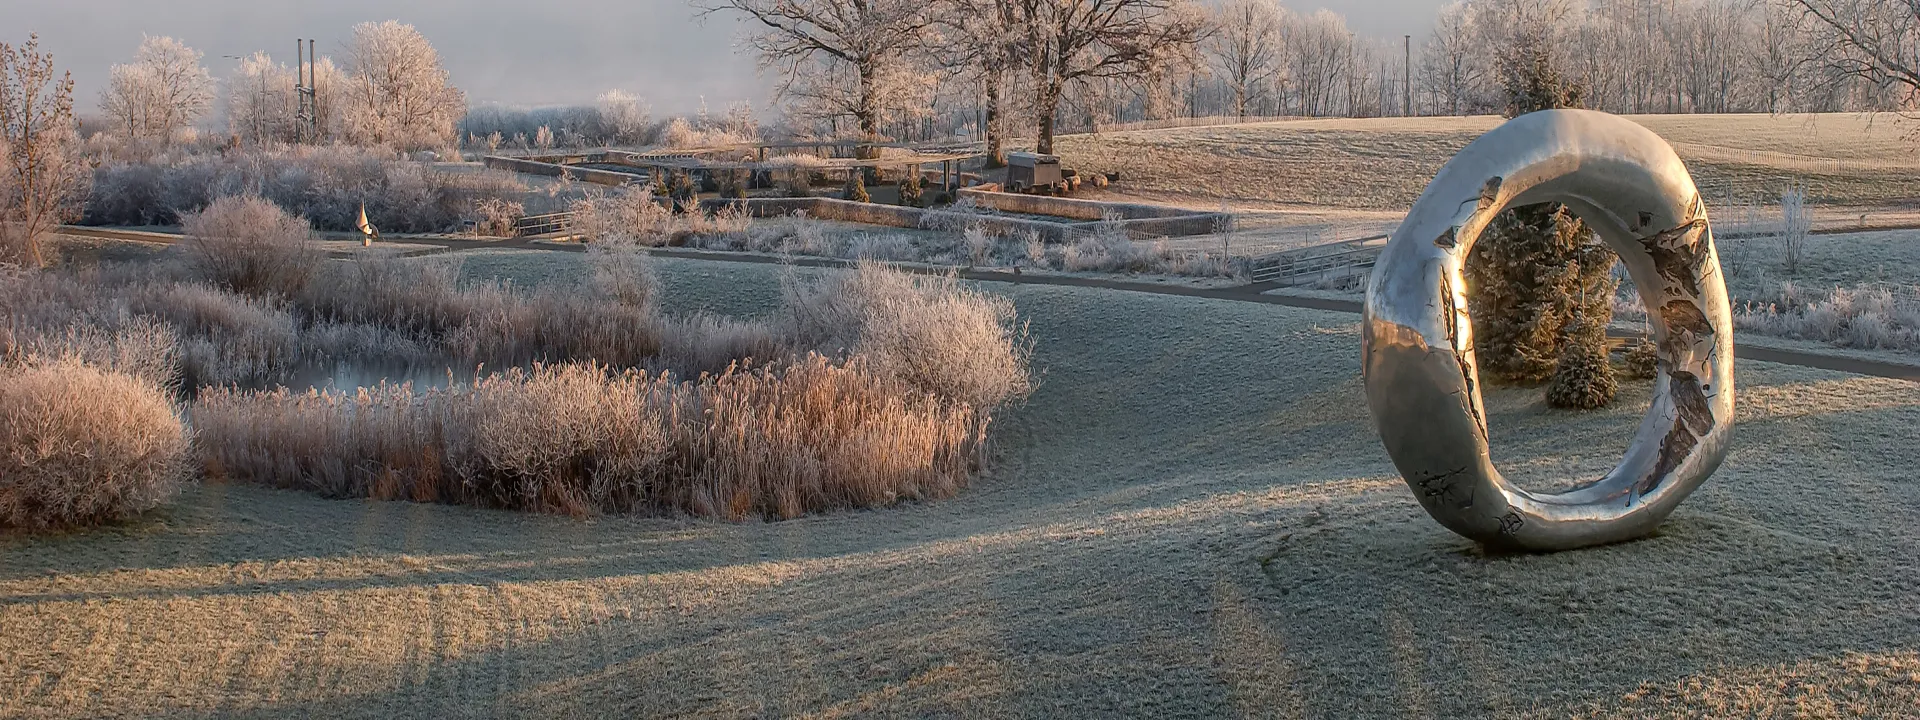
[781,53,937,143]
[1672,0,1748,112]
[1284,10,1353,116]
[1757,0,1811,111]
[98,35,213,149]
[308,56,346,143]
[1791,0,1920,108]
[341,21,466,150]
[699,0,935,149]
[935,0,1026,165]
[227,52,296,145]
[1205,0,1287,119]
[1,35,88,267]
[596,90,651,146]
[1017,0,1207,153]
[1420,2,1491,114]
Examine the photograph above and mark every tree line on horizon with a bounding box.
[24,0,1920,164]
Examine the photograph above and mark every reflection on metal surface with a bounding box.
[1362,109,1734,552]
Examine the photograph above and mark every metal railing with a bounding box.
[513,212,576,236]
[1249,234,1388,284]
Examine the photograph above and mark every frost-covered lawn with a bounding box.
[1056,113,1920,222]
[4,256,1916,718]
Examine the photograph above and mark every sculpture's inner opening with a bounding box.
[1460,201,1660,496]
[1474,377,1655,496]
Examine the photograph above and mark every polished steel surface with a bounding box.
[1362,109,1734,551]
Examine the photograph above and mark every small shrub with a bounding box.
[474,197,525,237]
[180,195,325,297]
[667,170,698,213]
[571,187,674,244]
[782,169,813,198]
[1546,329,1617,409]
[1063,232,1159,273]
[898,173,923,207]
[1621,338,1658,379]
[719,168,747,199]
[844,172,870,203]
[1024,234,1049,267]
[783,212,835,256]
[587,236,660,308]
[1780,184,1810,274]
[0,359,193,531]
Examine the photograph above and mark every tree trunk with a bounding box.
[854,61,881,159]
[984,71,1006,168]
[1035,78,1062,155]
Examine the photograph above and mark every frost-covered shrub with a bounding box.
[784,262,1032,410]
[85,146,526,233]
[180,195,323,296]
[0,359,193,531]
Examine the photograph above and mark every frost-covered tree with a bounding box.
[1419,2,1491,114]
[1792,0,1920,108]
[308,56,346,142]
[98,35,213,148]
[596,90,651,145]
[341,21,466,150]
[1205,0,1287,119]
[226,52,296,145]
[781,53,936,144]
[1,35,89,267]
[1016,0,1207,153]
[934,0,1026,166]
[700,0,935,148]
[1284,10,1353,116]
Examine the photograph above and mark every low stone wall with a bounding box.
[483,156,639,187]
[702,197,927,228]
[1109,214,1226,238]
[957,188,1194,220]
[955,187,1228,238]
[699,197,1090,242]
[696,193,1227,242]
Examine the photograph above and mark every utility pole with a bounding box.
[295,39,318,143]
[295,40,307,143]
[1404,35,1412,117]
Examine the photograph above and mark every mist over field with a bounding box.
[1,0,1446,114]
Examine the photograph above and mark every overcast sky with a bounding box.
[3,0,1446,116]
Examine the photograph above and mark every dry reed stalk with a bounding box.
[191,357,985,519]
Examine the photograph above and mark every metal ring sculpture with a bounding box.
[1362,109,1734,552]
